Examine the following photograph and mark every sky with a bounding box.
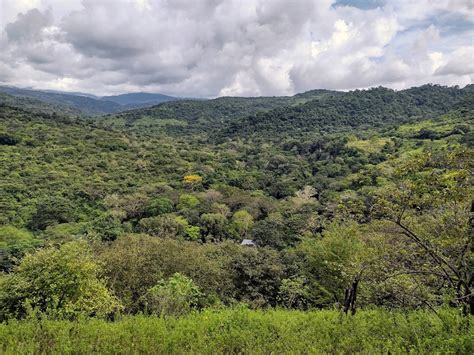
[0,0,472,97]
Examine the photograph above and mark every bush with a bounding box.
[0,225,41,272]
[27,195,76,231]
[0,309,472,353]
[0,241,122,320]
[142,273,202,316]
[145,197,174,216]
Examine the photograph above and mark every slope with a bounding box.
[101,89,336,133]
[219,84,473,140]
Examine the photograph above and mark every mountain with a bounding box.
[39,89,99,99]
[0,92,84,117]
[217,84,474,140]
[101,92,179,107]
[2,84,471,138]
[102,90,336,132]
[101,85,473,139]
[0,86,181,114]
[0,86,121,115]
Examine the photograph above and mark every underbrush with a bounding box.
[1,308,472,354]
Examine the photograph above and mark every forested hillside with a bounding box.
[1,85,473,351]
[0,86,122,115]
[222,85,473,139]
[0,86,180,115]
[0,93,84,117]
[101,92,180,109]
[103,89,336,133]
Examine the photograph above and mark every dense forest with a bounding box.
[0,86,180,115]
[1,84,473,352]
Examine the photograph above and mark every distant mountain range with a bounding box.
[0,86,182,115]
[101,92,179,107]
[103,84,473,139]
[1,85,472,137]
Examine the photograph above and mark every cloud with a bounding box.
[5,8,52,42]
[0,0,472,96]
[435,47,474,76]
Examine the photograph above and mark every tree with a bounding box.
[27,195,76,231]
[230,210,254,239]
[278,276,310,309]
[86,212,125,241]
[293,223,364,311]
[229,246,284,306]
[184,225,201,241]
[104,193,149,220]
[0,241,121,320]
[200,213,227,241]
[98,235,232,312]
[183,174,203,190]
[371,148,474,314]
[145,197,174,216]
[0,225,41,272]
[178,194,200,209]
[251,214,297,249]
[142,273,202,316]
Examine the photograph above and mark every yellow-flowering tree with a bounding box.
[183,175,203,190]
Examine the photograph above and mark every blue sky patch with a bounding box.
[333,0,387,10]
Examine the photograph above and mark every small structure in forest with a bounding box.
[240,239,256,246]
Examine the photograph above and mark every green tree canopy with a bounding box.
[0,241,121,320]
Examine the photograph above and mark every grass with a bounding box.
[346,136,392,154]
[1,308,472,354]
[396,115,462,136]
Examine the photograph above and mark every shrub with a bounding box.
[0,241,122,321]
[142,273,202,316]
[0,225,41,272]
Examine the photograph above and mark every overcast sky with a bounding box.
[0,0,472,97]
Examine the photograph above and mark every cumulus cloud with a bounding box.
[5,8,52,42]
[0,0,472,96]
[435,47,474,76]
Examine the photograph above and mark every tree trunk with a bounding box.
[343,277,359,315]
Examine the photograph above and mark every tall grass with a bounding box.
[1,308,472,354]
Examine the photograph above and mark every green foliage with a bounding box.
[97,235,232,312]
[200,213,227,241]
[278,276,311,309]
[0,225,41,272]
[142,273,202,316]
[368,147,474,313]
[221,85,472,139]
[178,194,200,209]
[251,213,297,249]
[1,84,473,327]
[292,223,367,307]
[0,309,472,353]
[230,246,284,307]
[85,213,124,241]
[0,241,121,320]
[230,210,254,238]
[108,95,301,133]
[184,225,201,241]
[138,214,185,237]
[145,197,174,216]
[27,195,77,231]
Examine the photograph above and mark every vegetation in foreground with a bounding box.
[1,308,472,354]
[0,84,473,352]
